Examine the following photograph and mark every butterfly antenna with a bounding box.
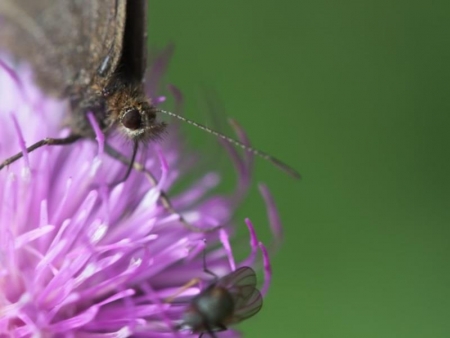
[158,109,301,179]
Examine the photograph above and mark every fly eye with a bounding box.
[121,108,142,130]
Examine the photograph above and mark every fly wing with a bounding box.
[228,288,263,324]
[217,267,263,324]
[218,266,257,299]
[0,0,126,96]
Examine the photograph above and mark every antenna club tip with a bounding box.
[292,172,302,180]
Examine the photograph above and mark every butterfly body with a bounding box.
[0,0,166,143]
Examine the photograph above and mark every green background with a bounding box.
[150,1,450,337]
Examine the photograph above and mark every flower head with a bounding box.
[0,49,281,337]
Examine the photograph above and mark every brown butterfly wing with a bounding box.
[0,0,127,96]
[119,0,148,83]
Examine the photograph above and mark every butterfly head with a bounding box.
[105,85,167,142]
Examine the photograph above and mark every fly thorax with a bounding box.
[196,286,235,325]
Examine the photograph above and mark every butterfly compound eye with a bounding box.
[121,108,142,130]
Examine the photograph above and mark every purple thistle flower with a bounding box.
[0,50,281,337]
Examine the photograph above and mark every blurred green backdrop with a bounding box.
[150,1,450,337]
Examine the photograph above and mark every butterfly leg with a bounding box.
[0,134,81,170]
[121,140,138,183]
[104,143,221,233]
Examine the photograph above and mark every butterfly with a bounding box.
[0,0,301,184]
[0,1,166,173]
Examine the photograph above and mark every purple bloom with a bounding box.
[0,50,281,337]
